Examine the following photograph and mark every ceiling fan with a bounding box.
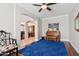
[33,3,57,12]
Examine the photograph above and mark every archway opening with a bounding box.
[19,16,38,49]
[27,20,35,39]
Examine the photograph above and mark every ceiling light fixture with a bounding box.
[41,5,47,9]
[33,3,57,12]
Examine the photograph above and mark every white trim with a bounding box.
[42,14,68,19]
[35,20,39,41]
[13,3,16,38]
[61,39,69,41]
[70,41,79,53]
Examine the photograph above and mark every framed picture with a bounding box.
[75,13,79,32]
[48,23,59,30]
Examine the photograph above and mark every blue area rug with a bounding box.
[19,39,68,56]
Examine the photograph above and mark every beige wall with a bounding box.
[0,3,14,38]
[69,4,79,53]
[42,15,69,41]
[15,5,40,46]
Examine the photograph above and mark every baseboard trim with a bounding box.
[61,39,69,42]
[70,41,79,54]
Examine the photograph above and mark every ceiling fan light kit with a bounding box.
[41,5,47,9]
[33,3,57,12]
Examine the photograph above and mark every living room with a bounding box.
[0,3,79,56]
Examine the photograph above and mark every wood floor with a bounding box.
[19,37,35,49]
[11,38,79,56]
[64,42,79,56]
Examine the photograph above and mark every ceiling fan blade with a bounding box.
[39,8,42,12]
[47,7,51,11]
[33,4,41,6]
[46,3,57,6]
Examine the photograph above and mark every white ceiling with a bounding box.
[16,3,77,18]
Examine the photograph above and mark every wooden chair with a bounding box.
[0,30,18,56]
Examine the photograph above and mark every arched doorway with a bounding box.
[20,20,35,40]
[19,16,38,49]
[26,20,35,39]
